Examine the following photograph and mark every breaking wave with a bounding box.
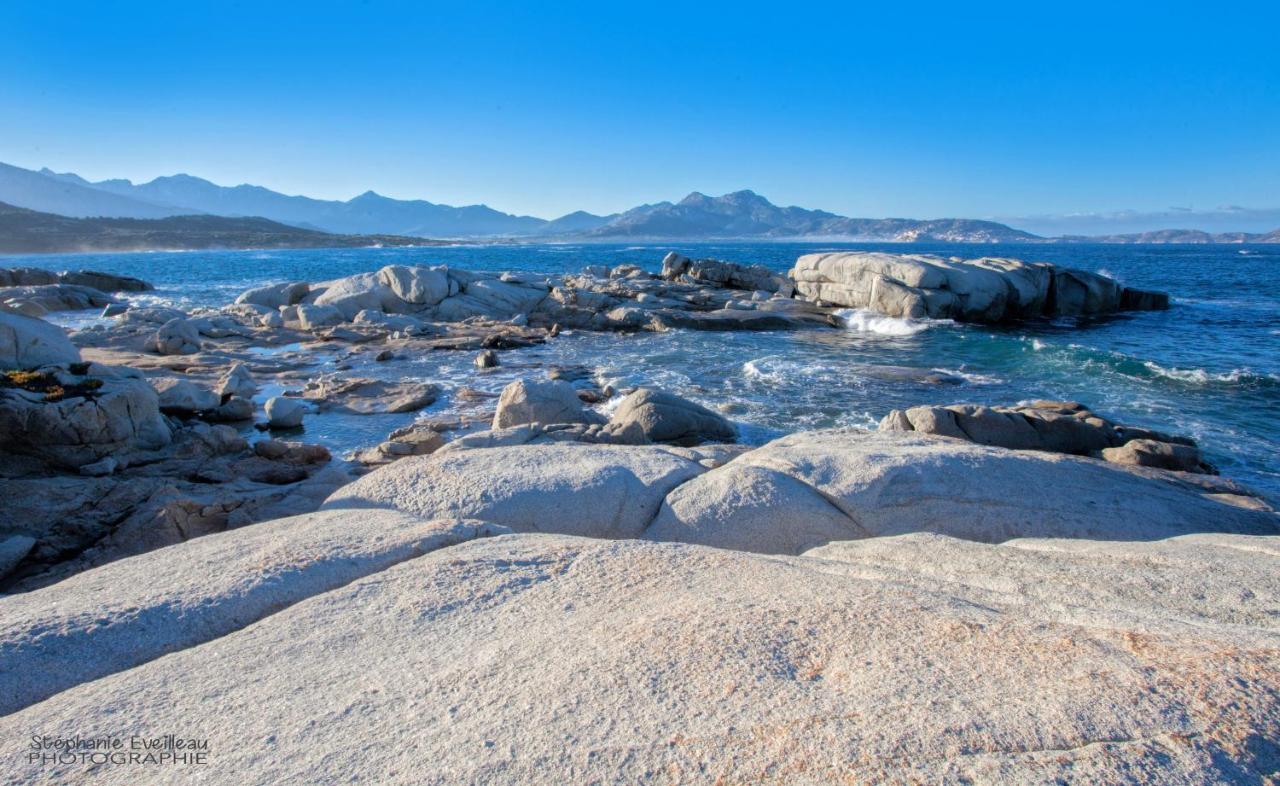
[835,308,942,336]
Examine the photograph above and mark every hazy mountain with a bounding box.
[9,164,548,237]
[0,201,437,254]
[1053,228,1280,244]
[0,163,190,219]
[535,210,616,235]
[5,162,1276,243]
[581,190,1040,241]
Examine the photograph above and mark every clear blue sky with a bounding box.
[2,0,1277,226]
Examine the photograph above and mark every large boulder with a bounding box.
[147,317,202,355]
[0,313,80,369]
[606,388,736,446]
[377,265,450,306]
[789,252,1168,322]
[311,273,403,319]
[0,374,171,468]
[433,277,550,321]
[324,443,707,539]
[59,270,152,292]
[3,531,1278,783]
[493,378,602,429]
[235,281,310,309]
[880,400,1213,473]
[644,429,1276,554]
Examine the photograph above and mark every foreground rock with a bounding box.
[880,400,1215,473]
[0,367,170,468]
[791,251,1169,322]
[0,510,507,714]
[3,529,1277,783]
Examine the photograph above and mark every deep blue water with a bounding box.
[9,242,1278,499]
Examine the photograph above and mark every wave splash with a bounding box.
[835,308,942,336]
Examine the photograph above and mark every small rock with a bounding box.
[148,318,202,356]
[209,397,254,422]
[474,350,499,369]
[374,349,394,362]
[265,397,306,429]
[215,363,257,400]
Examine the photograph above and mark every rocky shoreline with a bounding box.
[1,252,1277,782]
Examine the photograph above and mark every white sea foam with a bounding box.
[930,367,1005,386]
[835,308,935,336]
[1142,361,1277,385]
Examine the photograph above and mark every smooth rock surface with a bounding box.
[0,510,507,715]
[606,388,736,446]
[0,312,80,368]
[644,429,1276,553]
[325,443,707,539]
[791,252,1169,322]
[3,532,1277,783]
[492,378,601,429]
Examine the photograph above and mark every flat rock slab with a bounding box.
[0,510,506,714]
[3,532,1277,783]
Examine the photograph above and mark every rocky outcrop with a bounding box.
[0,367,171,468]
[790,252,1169,322]
[0,267,151,292]
[3,528,1278,783]
[606,388,736,446]
[0,312,80,368]
[0,283,116,313]
[879,400,1214,473]
[660,252,794,295]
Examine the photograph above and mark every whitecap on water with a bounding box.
[835,308,938,336]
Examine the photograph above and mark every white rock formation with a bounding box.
[0,312,81,368]
[790,251,1168,321]
[324,443,707,539]
[264,396,306,428]
[492,378,601,429]
[2,530,1277,783]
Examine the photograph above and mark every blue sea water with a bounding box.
[9,242,1279,499]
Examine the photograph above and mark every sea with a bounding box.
[10,242,1279,500]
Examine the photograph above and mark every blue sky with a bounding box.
[2,1,1277,230]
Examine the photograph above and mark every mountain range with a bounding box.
[0,161,1276,244]
[0,201,434,254]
